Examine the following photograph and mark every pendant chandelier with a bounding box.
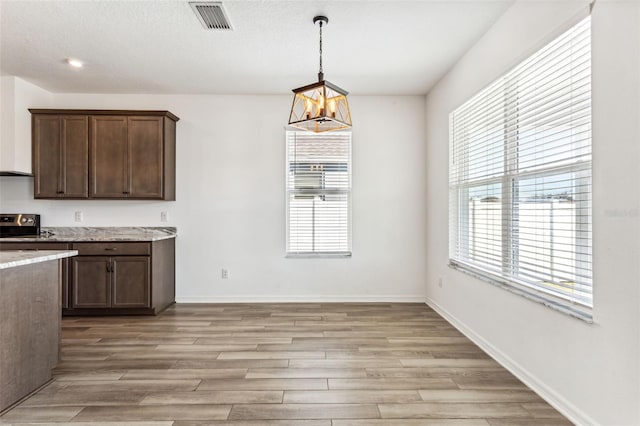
[288,16,352,133]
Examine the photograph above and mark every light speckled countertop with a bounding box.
[0,227,177,242]
[0,250,78,270]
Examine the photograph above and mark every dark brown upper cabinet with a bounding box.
[30,110,178,200]
[32,114,89,198]
[90,116,128,198]
[128,117,164,198]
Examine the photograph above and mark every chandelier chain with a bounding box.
[318,21,323,77]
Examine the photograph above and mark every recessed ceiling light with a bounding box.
[66,58,83,68]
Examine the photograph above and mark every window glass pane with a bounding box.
[288,193,350,253]
[514,172,592,304]
[467,183,503,271]
[287,134,350,191]
[286,131,351,255]
[448,16,592,311]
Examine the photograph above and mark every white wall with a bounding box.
[425,1,640,425]
[0,93,428,302]
[0,77,16,170]
[0,76,53,174]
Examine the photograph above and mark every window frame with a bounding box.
[448,16,593,321]
[285,130,352,258]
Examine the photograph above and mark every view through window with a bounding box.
[286,131,352,256]
[449,17,593,312]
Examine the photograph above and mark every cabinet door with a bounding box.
[111,256,150,308]
[90,116,128,198]
[33,115,61,198]
[61,115,89,198]
[72,256,111,308]
[128,117,164,198]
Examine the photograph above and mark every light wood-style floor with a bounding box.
[0,303,572,425]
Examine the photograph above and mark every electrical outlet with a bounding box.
[438,277,443,288]
[221,268,229,279]
[74,211,83,222]
[160,211,168,222]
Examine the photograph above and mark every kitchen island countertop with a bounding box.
[0,250,78,270]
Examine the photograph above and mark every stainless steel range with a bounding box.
[0,214,41,238]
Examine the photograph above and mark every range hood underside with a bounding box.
[0,171,33,177]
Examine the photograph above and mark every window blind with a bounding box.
[449,17,592,310]
[286,131,352,255]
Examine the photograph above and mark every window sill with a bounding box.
[286,252,352,259]
[448,260,593,323]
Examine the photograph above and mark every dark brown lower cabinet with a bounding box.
[69,239,173,315]
[72,255,150,309]
[72,256,112,308]
[0,238,174,316]
[112,256,150,308]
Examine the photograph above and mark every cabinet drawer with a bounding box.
[72,242,150,256]
[0,242,70,250]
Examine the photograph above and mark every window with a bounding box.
[449,17,592,315]
[286,131,351,256]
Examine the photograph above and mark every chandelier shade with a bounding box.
[288,16,352,133]
[289,80,351,133]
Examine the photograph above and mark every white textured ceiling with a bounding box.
[0,0,514,95]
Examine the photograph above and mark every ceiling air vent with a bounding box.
[189,2,233,30]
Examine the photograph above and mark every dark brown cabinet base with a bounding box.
[0,238,175,316]
[68,239,174,316]
[72,255,150,309]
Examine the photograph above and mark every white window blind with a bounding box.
[449,17,592,313]
[286,131,351,256]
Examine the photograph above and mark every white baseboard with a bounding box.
[425,297,596,426]
[176,295,427,303]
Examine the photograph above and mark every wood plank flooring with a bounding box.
[0,303,572,425]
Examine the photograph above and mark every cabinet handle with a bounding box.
[104,248,117,251]
[122,191,130,194]
[106,263,111,272]
[56,190,64,194]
